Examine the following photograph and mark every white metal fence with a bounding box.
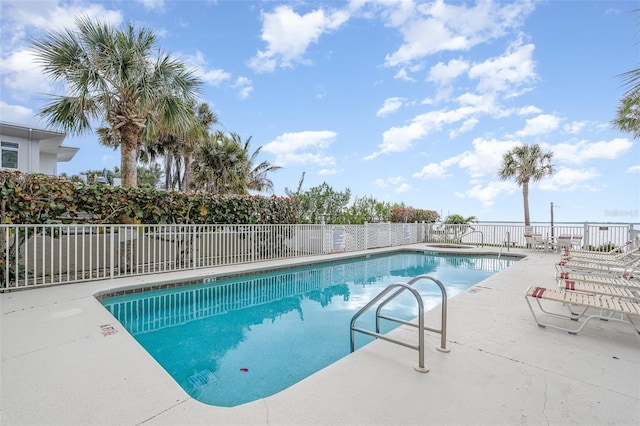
[428,222,638,251]
[2,222,637,291]
[0,222,425,291]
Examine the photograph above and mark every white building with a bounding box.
[0,121,79,175]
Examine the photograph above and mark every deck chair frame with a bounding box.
[525,286,640,344]
[555,272,639,289]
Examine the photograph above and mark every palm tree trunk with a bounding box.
[120,125,139,224]
[164,156,172,190]
[120,124,139,188]
[183,152,193,191]
[522,180,530,226]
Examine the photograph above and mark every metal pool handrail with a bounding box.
[349,274,449,373]
[460,229,484,246]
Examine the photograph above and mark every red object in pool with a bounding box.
[240,368,249,372]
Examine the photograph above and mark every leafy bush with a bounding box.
[390,207,439,223]
[0,170,299,225]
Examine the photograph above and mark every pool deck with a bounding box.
[1,245,639,425]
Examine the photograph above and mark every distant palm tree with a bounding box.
[234,134,282,193]
[191,132,280,194]
[183,103,217,191]
[141,102,216,191]
[444,214,476,224]
[192,131,247,194]
[30,15,202,188]
[498,144,554,226]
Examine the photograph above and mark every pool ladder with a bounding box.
[498,231,511,259]
[349,275,449,373]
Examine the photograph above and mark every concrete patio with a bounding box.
[1,245,639,425]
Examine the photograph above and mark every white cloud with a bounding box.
[517,105,542,115]
[457,180,518,207]
[233,77,253,99]
[563,121,587,134]
[3,1,122,37]
[539,168,600,191]
[394,68,416,82]
[449,117,479,138]
[383,0,535,66]
[388,176,406,185]
[469,39,537,96]
[263,130,337,167]
[275,152,336,167]
[516,113,560,137]
[249,5,350,72]
[627,165,640,173]
[1,49,51,97]
[457,137,521,177]
[428,58,469,86]
[319,168,338,175]
[374,178,388,188]
[413,163,449,179]
[184,51,231,86]
[0,101,42,126]
[413,137,520,180]
[372,176,409,191]
[137,0,164,11]
[0,2,120,98]
[551,138,633,164]
[366,106,478,159]
[396,183,412,192]
[377,97,405,117]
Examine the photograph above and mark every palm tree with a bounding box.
[192,131,247,194]
[183,103,217,191]
[191,132,281,194]
[613,67,640,139]
[140,102,216,191]
[444,214,476,224]
[498,144,554,226]
[233,133,282,193]
[613,8,639,140]
[29,15,202,188]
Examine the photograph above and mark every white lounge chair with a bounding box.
[556,272,639,289]
[559,279,640,300]
[562,241,636,258]
[555,235,573,252]
[556,256,640,275]
[525,234,550,251]
[525,286,640,343]
[569,235,583,250]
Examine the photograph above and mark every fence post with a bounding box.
[322,220,326,254]
[364,222,369,249]
[583,223,589,250]
[192,225,197,269]
[109,225,115,279]
[629,223,639,246]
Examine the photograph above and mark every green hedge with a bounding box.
[0,170,299,225]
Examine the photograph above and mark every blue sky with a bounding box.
[1,0,638,224]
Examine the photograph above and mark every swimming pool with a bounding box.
[100,251,517,407]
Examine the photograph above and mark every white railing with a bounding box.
[2,221,637,291]
[425,222,638,251]
[0,222,426,291]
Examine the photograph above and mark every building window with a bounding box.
[1,141,19,169]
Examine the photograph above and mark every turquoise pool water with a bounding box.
[101,252,517,407]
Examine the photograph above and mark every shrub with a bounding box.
[0,170,299,225]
